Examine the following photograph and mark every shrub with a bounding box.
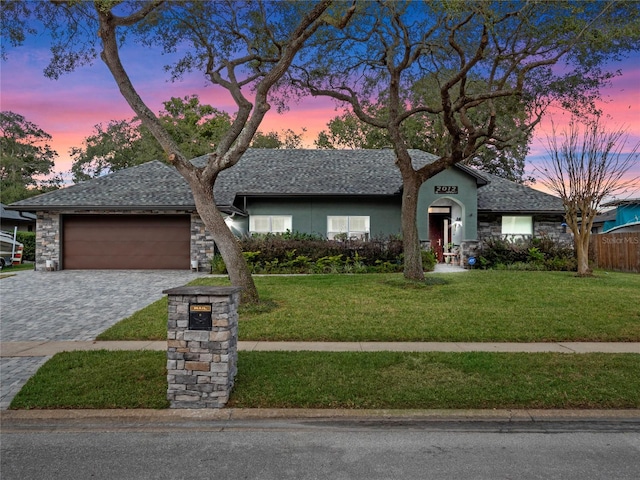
[527,247,545,265]
[479,234,574,271]
[211,233,409,274]
[16,231,36,262]
[544,256,578,272]
[495,261,547,271]
[211,254,227,274]
[421,249,437,272]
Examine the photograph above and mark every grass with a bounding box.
[99,271,640,342]
[10,350,169,410]
[13,270,640,410]
[11,350,640,410]
[0,262,34,278]
[98,297,168,341]
[230,351,640,409]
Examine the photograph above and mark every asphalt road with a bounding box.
[2,418,639,480]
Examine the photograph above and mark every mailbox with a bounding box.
[189,303,213,330]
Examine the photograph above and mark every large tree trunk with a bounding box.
[191,182,259,304]
[401,175,425,281]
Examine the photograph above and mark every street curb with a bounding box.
[2,408,640,423]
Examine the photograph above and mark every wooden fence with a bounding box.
[590,232,640,273]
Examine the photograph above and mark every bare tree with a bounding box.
[538,119,639,276]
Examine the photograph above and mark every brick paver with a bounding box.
[0,269,207,407]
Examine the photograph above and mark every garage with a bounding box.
[63,215,191,269]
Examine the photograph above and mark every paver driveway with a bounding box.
[0,270,207,342]
[0,270,208,408]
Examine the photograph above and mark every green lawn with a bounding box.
[0,262,34,278]
[10,351,169,410]
[13,270,640,411]
[98,271,640,342]
[10,350,640,410]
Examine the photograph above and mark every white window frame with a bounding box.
[327,215,370,240]
[501,216,533,240]
[249,215,292,234]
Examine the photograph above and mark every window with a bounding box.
[428,206,451,214]
[327,216,370,240]
[501,216,533,239]
[250,215,292,234]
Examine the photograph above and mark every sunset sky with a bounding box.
[2,24,639,199]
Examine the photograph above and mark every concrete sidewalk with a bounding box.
[3,340,640,356]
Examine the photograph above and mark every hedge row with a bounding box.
[211,233,437,274]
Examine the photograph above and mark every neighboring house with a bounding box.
[1,203,36,233]
[591,208,618,234]
[7,149,571,271]
[598,199,640,233]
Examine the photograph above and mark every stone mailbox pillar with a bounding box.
[162,286,241,409]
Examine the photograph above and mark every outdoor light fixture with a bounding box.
[224,214,237,232]
[452,217,463,230]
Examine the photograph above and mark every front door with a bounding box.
[429,213,447,262]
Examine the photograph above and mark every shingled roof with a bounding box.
[477,172,565,213]
[1,203,36,222]
[8,160,193,211]
[214,149,446,203]
[8,149,563,213]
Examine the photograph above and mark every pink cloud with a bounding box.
[2,37,638,201]
[526,60,640,199]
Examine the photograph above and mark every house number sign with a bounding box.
[434,186,458,194]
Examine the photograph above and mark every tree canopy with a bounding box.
[70,95,306,182]
[2,0,355,303]
[289,0,640,279]
[69,95,232,182]
[0,111,62,204]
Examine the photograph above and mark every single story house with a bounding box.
[7,149,571,271]
[1,203,36,233]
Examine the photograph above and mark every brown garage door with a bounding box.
[63,215,191,269]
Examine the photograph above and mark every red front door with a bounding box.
[429,213,447,262]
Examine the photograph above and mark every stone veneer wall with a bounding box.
[460,240,480,267]
[190,213,215,271]
[164,286,241,409]
[35,212,60,271]
[477,214,573,245]
[33,210,214,271]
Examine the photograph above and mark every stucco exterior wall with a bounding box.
[241,196,403,239]
[419,169,479,242]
